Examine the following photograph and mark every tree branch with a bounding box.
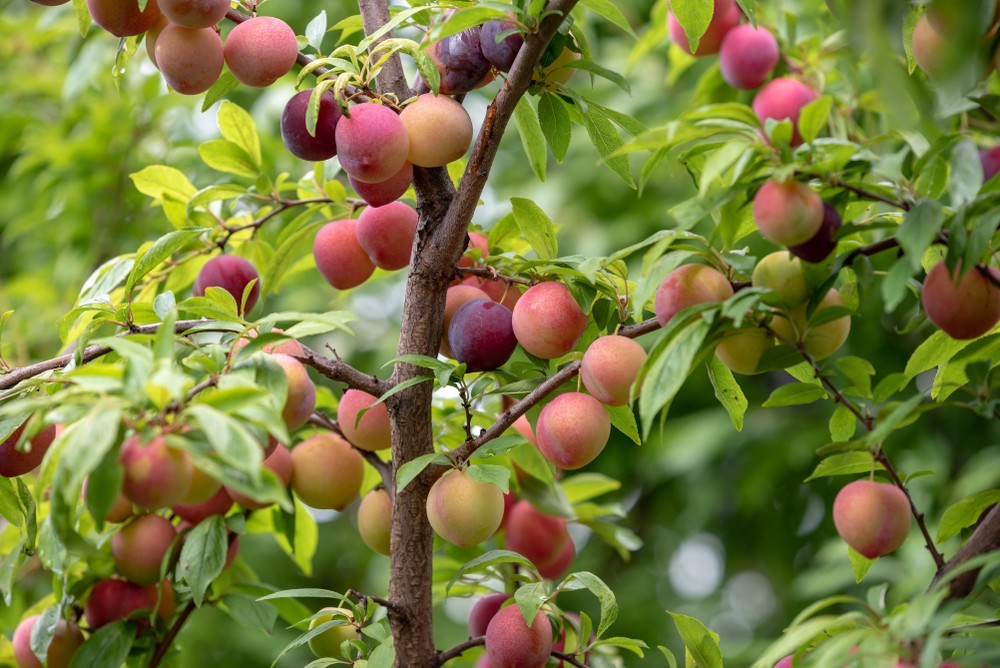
[435,635,485,665]
[149,600,197,667]
[295,347,387,397]
[551,649,590,668]
[799,172,911,211]
[932,503,1000,600]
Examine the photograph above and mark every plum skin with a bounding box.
[448,299,518,372]
[224,16,299,88]
[281,89,342,161]
[922,260,1000,339]
[654,264,733,326]
[193,254,261,314]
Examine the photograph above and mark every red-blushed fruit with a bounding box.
[281,89,343,161]
[230,327,304,358]
[193,255,261,314]
[12,615,84,668]
[504,501,570,570]
[752,179,824,246]
[535,392,611,470]
[262,435,280,458]
[912,14,948,77]
[441,285,491,358]
[313,219,376,290]
[461,276,521,310]
[980,146,1000,181]
[511,282,588,359]
[180,464,222,505]
[833,480,911,558]
[349,162,413,207]
[789,202,842,263]
[774,656,795,668]
[400,94,473,167]
[654,264,734,326]
[111,514,178,585]
[426,469,504,548]
[448,299,518,372]
[119,434,194,510]
[485,605,554,668]
[0,423,56,478]
[469,593,511,637]
[87,0,162,37]
[510,415,536,445]
[667,0,740,56]
[715,327,774,375]
[580,335,647,406]
[335,103,411,184]
[476,655,495,668]
[752,251,809,308]
[537,537,575,580]
[499,490,516,529]
[458,232,490,268]
[480,20,524,72]
[752,78,819,146]
[155,25,224,95]
[157,0,227,29]
[272,353,316,431]
[308,607,357,659]
[338,389,391,452]
[290,433,364,510]
[224,16,298,87]
[356,201,418,270]
[84,578,174,630]
[719,24,780,89]
[226,442,293,510]
[145,15,169,68]
[428,27,493,95]
[921,260,1000,339]
[173,486,233,524]
[771,288,851,360]
[357,488,392,555]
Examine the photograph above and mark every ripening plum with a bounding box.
[511,282,588,359]
[173,486,233,524]
[87,0,162,37]
[667,0,740,56]
[752,251,809,308]
[921,260,1000,339]
[85,578,174,629]
[580,335,647,406]
[789,202,842,263]
[399,94,473,167]
[504,501,570,571]
[481,20,524,72]
[271,353,316,431]
[226,441,293,510]
[510,414,536,445]
[457,232,490,268]
[281,89,342,162]
[833,480,911,558]
[12,615,84,668]
[308,608,357,659]
[180,464,222,505]
[313,219,376,290]
[0,422,56,478]
[469,593,511,637]
[155,25,224,95]
[719,24,779,89]
[356,201,418,270]
[145,16,169,68]
[426,469,504,548]
[752,179,824,247]
[654,264,734,326]
[535,392,611,470]
[715,328,774,375]
[771,288,851,360]
[224,16,298,87]
[349,162,413,207]
[120,434,194,510]
[752,77,819,146]
[157,0,228,29]
[429,27,493,95]
[448,299,518,372]
[112,514,178,586]
[980,146,1000,181]
[193,254,260,314]
[485,605,553,668]
[537,537,575,580]
[441,284,491,358]
[357,488,392,555]
[335,102,410,184]
[290,433,364,510]
[337,389,391,452]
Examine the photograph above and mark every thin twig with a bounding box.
[799,172,911,210]
[454,266,535,287]
[149,600,197,667]
[435,636,485,666]
[874,449,946,569]
[346,588,398,614]
[551,649,590,668]
[295,347,388,397]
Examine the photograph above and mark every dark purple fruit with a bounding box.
[281,89,342,162]
[480,21,524,72]
[788,202,842,263]
[429,27,493,95]
[193,255,261,314]
[448,299,517,372]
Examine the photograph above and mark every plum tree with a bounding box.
[337,389,391,452]
[192,254,260,313]
[0,422,55,478]
[12,615,83,668]
[468,593,511,637]
[111,514,178,585]
[290,433,364,510]
[753,78,819,146]
[281,89,342,161]
[753,179,824,246]
[272,353,317,430]
[335,102,410,183]
[480,20,524,72]
[349,162,413,207]
[157,0,228,29]
[313,219,377,290]
[87,0,162,37]
[654,263,734,326]
[447,299,518,371]
[752,251,809,308]
[426,468,504,548]
[833,480,911,559]
[484,605,553,668]
[719,24,779,89]
[921,260,1000,339]
[224,16,299,87]
[788,202,842,263]
[535,392,611,470]
[308,608,357,659]
[511,281,588,359]
[667,0,740,56]
[428,26,493,95]
[357,488,392,555]
[119,434,193,510]
[580,335,647,406]
[356,201,418,270]
[399,94,473,167]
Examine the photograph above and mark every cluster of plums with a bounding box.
[469,595,589,668]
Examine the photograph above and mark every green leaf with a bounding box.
[179,515,228,606]
[68,620,133,668]
[606,405,640,444]
[797,95,833,145]
[305,10,327,51]
[805,452,882,482]
[562,572,618,638]
[904,330,972,381]
[561,473,621,503]
[217,101,261,170]
[862,394,923,446]
[639,318,711,438]
[431,6,508,41]
[514,581,550,626]
[669,0,712,55]
[256,588,345,602]
[129,165,196,203]
[667,611,723,668]
[537,94,572,163]
[848,546,876,583]
[465,464,511,493]
[0,536,26,606]
[937,490,1000,543]
[762,383,828,408]
[706,356,747,431]
[202,70,240,112]
[221,593,279,633]
[126,228,203,294]
[514,99,546,182]
[199,139,259,179]
[897,200,944,271]
[510,198,558,260]
[579,0,637,37]
[950,139,983,208]
[585,107,635,188]
[828,405,858,442]
[446,550,537,594]
[395,453,450,494]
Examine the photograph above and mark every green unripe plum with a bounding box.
[12,615,84,668]
[921,260,1000,339]
[349,162,413,207]
[833,480,911,558]
[290,433,364,510]
[485,605,553,668]
[752,251,809,308]
[654,264,734,326]
[337,389,391,452]
[715,328,774,375]
[119,434,194,510]
[173,486,232,524]
[441,284,491,358]
[0,422,56,478]
[226,442,293,510]
[752,78,819,146]
[272,353,316,431]
[535,392,611,470]
[87,0,162,37]
[771,288,851,360]
[400,94,473,167]
[357,488,392,555]
[224,16,298,87]
[308,608,357,659]
[356,201,418,270]
[158,0,228,29]
[111,514,178,585]
[313,219,376,290]
[335,102,411,184]
[511,282,588,359]
[155,25,224,95]
[667,0,740,56]
[752,179,823,246]
[504,501,570,571]
[580,335,647,406]
[426,469,504,548]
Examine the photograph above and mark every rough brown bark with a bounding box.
[932,503,1000,600]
